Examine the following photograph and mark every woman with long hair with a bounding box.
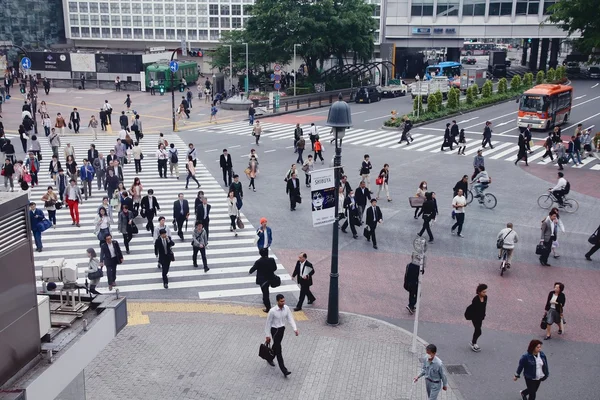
[417,192,436,243]
[185,155,201,189]
[227,191,239,237]
[94,206,112,246]
[544,282,565,340]
[130,177,143,213]
[247,155,258,191]
[65,155,78,180]
[376,163,392,202]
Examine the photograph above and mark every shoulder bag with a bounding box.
[540,313,548,330]
[237,215,245,230]
[588,229,599,245]
[88,268,104,281]
[497,229,512,249]
[270,274,282,288]
[259,341,275,361]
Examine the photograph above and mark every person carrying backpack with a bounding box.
[168,143,179,179]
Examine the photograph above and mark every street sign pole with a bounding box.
[169,54,180,132]
[243,42,249,93]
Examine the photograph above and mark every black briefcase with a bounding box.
[259,341,274,361]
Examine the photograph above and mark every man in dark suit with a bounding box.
[403,261,420,314]
[69,107,81,133]
[93,153,107,191]
[341,190,360,238]
[87,144,99,164]
[99,234,123,291]
[120,191,134,213]
[219,149,233,187]
[195,196,211,240]
[56,169,68,202]
[286,173,301,211]
[450,120,460,146]
[365,198,383,249]
[106,149,116,165]
[481,121,494,149]
[354,180,371,224]
[141,189,160,233]
[292,252,316,311]
[249,248,277,312]
[154,229,175,289]
[172,193,189,241]
[339,175,352,197]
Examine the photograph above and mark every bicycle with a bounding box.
[499,248,509,276]
[537,192,579,213]
[466,186,497,209]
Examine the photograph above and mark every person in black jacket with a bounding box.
[341,190,360,238]
[417,192,436,243]
[173,193,190,241]
[450,120,460,145]
[119,111,128,130]
[585,224,600,261]
[154,229,175,289]
[140,189,160,233]
[339,175,352,197]
[515,130,529,166]
[481,121,494,149]
[355,180,371,224]
[219,149,233,186]
[249,247,277,312]
[468,284,487,352]
[453,175,469,197]
[99,234,124,291]
[195,196,211,240]
[365,198,383,249]
[544,282,565,340]
[292,252,315,311]
[69,108,81,133]
[440,122,453,151]
[404,261,420,314]
[286,173,301,211]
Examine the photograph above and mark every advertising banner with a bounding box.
[29,52,71,71]
[310,168,336,227]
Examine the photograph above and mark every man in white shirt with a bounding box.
[102,100,113,124]
[471,166,490,201]
[549,171,568,206]
[308,123,318,151]
[451,189,467,237]
[265,294,298,376]
[156,144,169,178]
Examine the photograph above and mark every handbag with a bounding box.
[295,194,302,204]
[259,341,275,361]
[23,172,32,183]
[540,313,548,330]
[464,304,474,321]
[237,217,244,230]
[497,229,512,249]
[172,219,178,232]
[68,122,72,130]
[37,219,53,233]
[88,268,104,280]
[301,164,309,172]
[270,274,281,288]
[408,196,424,208]
[169,252,175,262]
[375,177,383,185]
[44,199,56,208]
[244,167,251,175]
[535,243,546,255]
[363,226,371,240]
[140,153,144,160]
[131,222,139,234]
[55,201,63,210]
[588,232,598,245]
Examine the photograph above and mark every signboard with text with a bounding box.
[29,52,71,71]
[310,168,336,227]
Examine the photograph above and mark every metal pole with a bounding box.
[293,44,297,97]
[226,44,232,93]
[411,246,426,353]
[327,127,343,326]
[244,42,249,93]
[11,44,37,134]
[170,48,179,132]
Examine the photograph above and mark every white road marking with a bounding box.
[457,117,479,124]
[264,149,276,153]
[205,149,218,152]
[297,109,330,116]
[574,95,587,100]
[364,114,394,122]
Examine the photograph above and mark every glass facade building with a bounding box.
[0,0,66,49]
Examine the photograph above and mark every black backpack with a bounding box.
[171,150,178,164]
[564,181,570,194]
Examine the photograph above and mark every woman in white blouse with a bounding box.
[94,206,112,246]
[187,143,198,167]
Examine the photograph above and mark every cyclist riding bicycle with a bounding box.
[549,171,569,207]
[471,166,491,202]
[497,223,519,269]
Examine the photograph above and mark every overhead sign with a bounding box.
[149,46,166,52]
[311,168,336,227]
[20,57,31,70]
[169,60,179,73]
[412,27,431,35]
[29,52,72,71]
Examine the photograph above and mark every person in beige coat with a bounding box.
[185,155,200,189]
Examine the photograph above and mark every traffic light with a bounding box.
[19,83,25,94]
[179,83,185,92]
[159,84,165,95]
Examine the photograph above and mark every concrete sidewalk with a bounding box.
[85,301,464,400]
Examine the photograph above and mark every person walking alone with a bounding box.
[292,252,316,311]
[99,234,123,291]
[403,260,419,315]
[264,294,298,377]
[585,223,600,261]
[286,173,301,211]
[118,204,134,254]
[456,129,467,155]
[365,198,383,250]
[250,248,278,312]
[313,137,324,164]
[29,202,46,252]
[296,135,305,164]
[514,339,549,400]
[472,149,484,180]
[185,156,201,189]
[220,149,233,187]
[515,129,529,166]
[154,229,175,289]
[360,154,372,190]
[451,188,467,237]
[64,178,82,227]
[539,211,557,266]
[413,344,448,400]
[440,123,453,151]
[541,132,554,161]
[465,283,487,352]
[417,192,436,243]
[375,163,392,202]
[192,221,210,272]
[227,191,240,237]
[252,120,262,145]
[156,144,168,178]
[543,282,566,340]
[85,248,102,295]
[481,121,494,149]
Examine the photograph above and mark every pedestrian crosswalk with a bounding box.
[25,133,298,299]
[193,121,600,170]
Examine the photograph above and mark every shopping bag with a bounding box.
[408,197,424,208]
[540,314,548,330]
[375,177,383,185]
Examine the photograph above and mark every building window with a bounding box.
[198,17,208,28]
[111,28,121,38]
[122,16,131,26]
[92,27,100,37]
[187,17,197,27]
[71,27,80,37]
[187,4,196,13]
[121,3,130,13]
[90,15,99,26]
[133,28,142,39]
[166,16,175,27]
[79,2,89,12]
[221,5,230,15]
[155,16,164,27]
[89,2,98,13]
[188,29,197,40]
[210,30,220,40]
[198,4,208,15]
[221,17,230,28]
[199,30,208,40]
[123,28,132,39]
[110,3,119,13]
[155,29,164,39]
[516,1,540,14]
[70,14,79,25]
[462,0,486,16]
[373,5,381,17]
[232,17,242,28]
[543,1,556,14]
[131,16,141,26]
[210,17,219,28]
[411,0,434,16]
[154,4,163,13]
[177,29,186,39]
[165,4,174,14]
[81,27,90,38]
[144,29,154,39]
[68,2,78,12]
[437,0,459,16]
[489,0,513,16]
[111,16,120,26]
[176,16,186,26]
[176,4,185,13]
[80,15,89,25]
[232,5,241,15]
[132,3,141,13]
[209,4,219,15]
[144,16,153,27]
[243,5,251,15]
[143,3,152,13]
[101,15,109,25]
[166,29,176,39]
[101,27,110,38]
[99,2,109,13]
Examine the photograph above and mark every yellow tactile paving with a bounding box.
[127,301,309,326]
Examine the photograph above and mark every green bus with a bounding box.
[145,61,198,91]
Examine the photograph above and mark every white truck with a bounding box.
[379,80,409,98]
[451,68,487,93]
[410,76,449,102]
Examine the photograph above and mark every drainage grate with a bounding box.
[445,364,470,375]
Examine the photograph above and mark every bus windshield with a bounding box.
[426,64,461,79]
[520,95,548,112]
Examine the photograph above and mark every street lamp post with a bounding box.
[242,42,249,94]
[411,238,427,353]
[325,94,353,326]
[293,44,300,97]
[170,47,181,132]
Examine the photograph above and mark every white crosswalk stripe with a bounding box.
[192,121,600,170]
[23,132,297,299]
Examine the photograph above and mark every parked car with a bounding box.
[462,57,477,65]
[355,86,382,103]
[379,81,408,98]
[566,62,581,74]
[588,66,600,79]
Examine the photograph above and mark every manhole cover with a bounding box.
[446,364,469,375]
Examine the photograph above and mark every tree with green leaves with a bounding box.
[413,95,424,115]
[523,72,533,88]
[546,0,600,61]
[466,86,475,105]
[510,74,522,91]
[482,80,493,98]
[546,68,556,82]
[497,78,508,94]
[536,70,545,85]
[447,87,460,109]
